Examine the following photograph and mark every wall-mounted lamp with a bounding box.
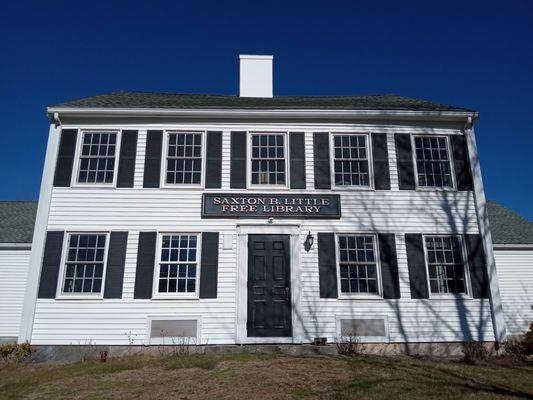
[304,231,314,252]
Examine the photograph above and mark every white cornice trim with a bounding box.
[47,107,478,122]
[0,243,32,250]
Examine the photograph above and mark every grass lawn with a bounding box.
[0,353,532,399]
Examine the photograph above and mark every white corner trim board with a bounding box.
[465,125,507,343]
[18,124,61,343]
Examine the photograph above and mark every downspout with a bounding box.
[464,115,507,344]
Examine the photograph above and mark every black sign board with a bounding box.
[202,193,341,219]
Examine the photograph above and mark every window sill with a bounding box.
[151,294,200,300]
[415,186,456,192]
[337,294,384,301]
[428,293,473,300]
[331,186,374,191]
[55,294,104,300]
[69,184,117,189]
[160,184,204,189]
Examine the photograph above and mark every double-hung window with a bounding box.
[77,131,118,184]
[156,233,199,297]
[250,133,287,186]
[337,234,380,296]
[60,233,108,296]
[424,235,467,295]
[332,134,371,187]
[165,132,203,185]
[414,136,453,188]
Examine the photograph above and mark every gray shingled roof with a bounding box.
[49,91,473,112]
[487,201,533,245]
[0,202,37,243]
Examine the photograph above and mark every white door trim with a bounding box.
[235,223,303,344]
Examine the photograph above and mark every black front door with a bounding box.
[247,234,292,337]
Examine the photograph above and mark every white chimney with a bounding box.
[239,54,273,98]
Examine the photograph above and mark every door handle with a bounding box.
[285,287,290,301]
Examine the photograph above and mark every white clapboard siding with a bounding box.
[494,248,533,336]
[0,249,31,339]
[31,127,494,345]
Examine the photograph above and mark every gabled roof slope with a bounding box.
[487,201,533,245]
[0,201,38,243]
[49,91,474,112]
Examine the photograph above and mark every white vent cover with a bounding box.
[340,318,386,337]
[150,319,198,339]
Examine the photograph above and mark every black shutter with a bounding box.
[313,132,331,189]
[103,232,128,299]
[395,134,415,190]
[378,234,400,299]
[143,130,163,188]
[205,131,222,188]
[230,131,247,188]
[465,234,489,298]
[117,130,138,188]
[289,132,306,189]
[53,129,78,187]
[451,135,474,191]
[199,232,219,298]
[37,231,64,298]
[318,232,337,298]
[372,133,391,190]
[405,234,429,299]
[134,232,157,299]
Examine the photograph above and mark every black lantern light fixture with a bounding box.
[304,231,314,252]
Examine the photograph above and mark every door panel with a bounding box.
[247,234,292,337]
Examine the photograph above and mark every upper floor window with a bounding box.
[250,133,286,186]
[337,234,380,295]
[156,233,199,296]
[424,235,466,295]
[61,233,108,296]
[165,132,203,185]
[77,131,118,184]
[414,136,453,188]
[332,134,370,187]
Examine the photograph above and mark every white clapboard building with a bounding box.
[12,55,531,349]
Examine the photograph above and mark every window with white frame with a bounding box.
[157,234,199,294]
[337,235,379,295]
[424,236,466,294]
[61,233,107,294]
[333,134,370,187]
[77,131,118,184]
[414,136,453,188]
[250,133,286,185]
[165,132,202,185]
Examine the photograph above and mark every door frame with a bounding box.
[236,223,303,344]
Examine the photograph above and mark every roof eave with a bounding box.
[47,107,478,122]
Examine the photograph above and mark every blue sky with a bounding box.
[1,0,532,219]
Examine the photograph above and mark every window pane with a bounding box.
[166,133,202,185]
[414,136,453,188]
[77,132,117,184]
[250,134,286,185]
[338,235,378,294]
[425,236,466,294]
[158,234,198,294]
[62,234,106,294]
[333,134,370,187]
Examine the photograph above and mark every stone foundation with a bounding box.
[28,341,498,363]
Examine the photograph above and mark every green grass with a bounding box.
[0,353,531,400]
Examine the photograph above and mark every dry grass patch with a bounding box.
[0,353,531,400]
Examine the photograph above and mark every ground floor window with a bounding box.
[62,233,107,294]
[424,235,466,294]
[157,233,199,295]
[337,234,379,295]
